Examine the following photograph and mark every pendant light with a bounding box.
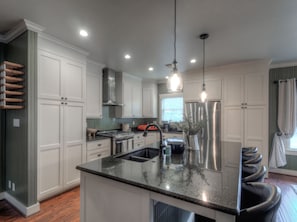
[167,0,183,92]
[200,33,209,102]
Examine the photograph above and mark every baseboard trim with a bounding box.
[269,168,297,177]
[0,192,4,200]
[4,192,40,216]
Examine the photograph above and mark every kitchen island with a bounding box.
[77,140,242,222]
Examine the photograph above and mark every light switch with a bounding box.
[13,118,20,127]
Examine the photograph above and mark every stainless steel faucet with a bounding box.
[143,123,166,151]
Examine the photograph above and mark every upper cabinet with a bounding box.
[183,79,222,102]
[116,73,142,118]
[142,81,158,118]
[223,72,267,107]
[86,61,105,118]
[38,50,86,103]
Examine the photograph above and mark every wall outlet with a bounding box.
[8,180,11,189]
[13,118,20,127]
[12,183,15,192]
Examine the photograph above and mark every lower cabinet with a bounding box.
[38,99,86,201]
[163,133,183,140]
[134,133,145,149]
[87,139,111,162]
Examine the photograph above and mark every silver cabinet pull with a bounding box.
[97,144,102,146]
[61,102,64,105]
[97,154,102,157]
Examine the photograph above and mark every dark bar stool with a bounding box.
[242,147,258,154]
[242,165,266,183]
[242,164,259,178]
[243,153,262,165]
[237,182,281,222]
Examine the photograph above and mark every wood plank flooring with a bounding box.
[0,173,296,222]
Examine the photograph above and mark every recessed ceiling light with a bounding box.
[165,76,169,79]
[190,59,196,64]
[124,54,131,59]
[148,67,154,71]
[79,29,88,37]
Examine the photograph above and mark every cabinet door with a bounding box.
[122,76,133,117]
[132,78,142,117]
[142,86,157,118]
[244,73,267,106]
[222,106,243,142]
[183,79,222,102]
[38,99,63,200]
[223,75,243,106]
[244,106,268,168]
[86,72,102,118]
[38,50,62,100]
[63,59,86,102]
[63,102,86,189]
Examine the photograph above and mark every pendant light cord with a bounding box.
[202,37,205,89]
[173,0,177,68]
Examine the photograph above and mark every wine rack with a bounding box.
[0,61,25,109]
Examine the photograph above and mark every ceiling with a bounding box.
[1,0,297,79]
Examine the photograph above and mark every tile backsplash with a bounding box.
[87,106,157,131]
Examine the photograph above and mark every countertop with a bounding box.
[77,140,242,215]
[86,135,111,142]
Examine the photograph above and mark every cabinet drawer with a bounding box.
[87,139,111,151]
[134,134,144,140]
[87,148,110,162]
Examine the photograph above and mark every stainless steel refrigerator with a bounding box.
[184,101,221,170]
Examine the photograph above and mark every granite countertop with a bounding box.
[77,140,242,215]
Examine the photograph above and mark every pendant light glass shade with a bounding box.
[167,0,183,92]
[200,33,209,102]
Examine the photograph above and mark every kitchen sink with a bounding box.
[116,147,159,162]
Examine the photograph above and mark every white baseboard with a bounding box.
[0,192,4,200]
[4,192,40,216]
[269,168,297,177]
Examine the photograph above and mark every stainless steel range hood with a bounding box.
[102,68,123,106]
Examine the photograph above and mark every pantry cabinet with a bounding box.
[183,79,222,102]
[222,71,268,168]
[37,38,86,200]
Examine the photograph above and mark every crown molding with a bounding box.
[39,32,89,56]
[0,19,45,43]
[270,61,297,69]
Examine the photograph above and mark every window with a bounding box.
[285,131,297,154]
[159,93,183,123]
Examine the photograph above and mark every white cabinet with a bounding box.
[163,133,184,140]
[116,73,142,118]
[38,45,86,200]
[38,50,85,102]
[134,134,145,149]
[183,79,222,102]
[87,139,111,162]
[86,61,104,118]
[38,99,86,200]
[142,82,158,118]
[222,72,268,168]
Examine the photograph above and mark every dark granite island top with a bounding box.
[77,140,242,219]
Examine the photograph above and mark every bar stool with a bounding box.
[243,153,262,165]
[242,164,259,178]
[237,182,281,222]
[242,147,258,154]
[242,165,266,183]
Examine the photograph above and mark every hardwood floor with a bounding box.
[0,173,296,222]
[0,187,80,222]
[265,173,297,222]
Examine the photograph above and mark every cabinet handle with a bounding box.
[65,102,68,105]
[97,154,102,157]
[65,97,68,100]
[61,97,64,100]
[61,102,64,105]
[97,144,102,146]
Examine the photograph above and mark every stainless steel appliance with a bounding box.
[102,68,123,106]
[184,101,221,139]
[96,130,134,155]
[184,101,221,170]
